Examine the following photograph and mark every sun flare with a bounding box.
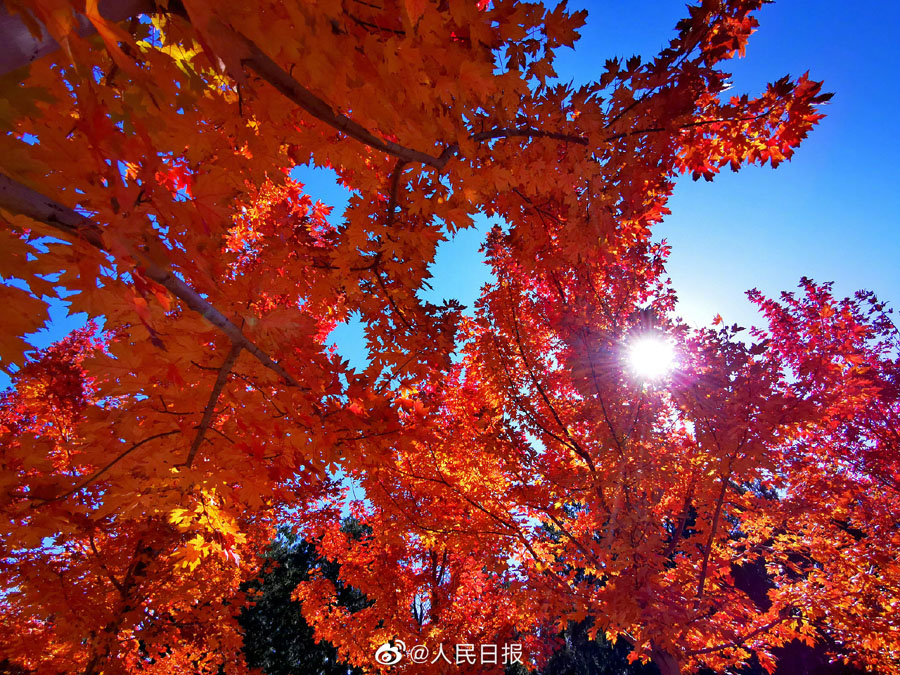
[627,335,676,380]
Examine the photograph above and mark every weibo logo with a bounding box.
[374,640,406,666]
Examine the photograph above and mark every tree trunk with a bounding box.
[651,644,682,675]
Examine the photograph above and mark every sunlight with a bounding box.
[627,335,676,380]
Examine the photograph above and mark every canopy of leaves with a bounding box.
[2,1,895,675]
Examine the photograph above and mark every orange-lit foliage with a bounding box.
[2,1,892,674]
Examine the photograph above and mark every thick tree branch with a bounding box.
[697,463,734,599]
[184,343,242,467]
[0,173,303,388]
[384,158,408,227]
[238,43,584,169]
[141,261,302,387]
[0,0,152,75]
[2,6,587,176]
[0,3,449,170]
[237,37,448,169]
[651,644,682,675]
[0,173,106,249]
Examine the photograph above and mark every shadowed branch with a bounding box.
[0,173,303,389]
[185,343,242,467]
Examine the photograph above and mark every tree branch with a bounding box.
[686,612,790,657]
[88,530,127,597]
[507,289,595,472]
[697,466,733,599]
[41,430,180,503]
[0,0,153,76]
[184,343,242,467]
[384,158,408,227]
[471,126,587,145]
[661,484,695,562]
[0,173,105,249]
[237,37,448,169]
[651,644,682,675]
[0,173,303,388]
[142,261,302,388]
[2,5,588,178]
[371,255,413,331]
[603,111,775,144]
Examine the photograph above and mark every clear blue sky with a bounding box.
[6,0,898,384]
[558,0,900,332]
[562,0,900,331]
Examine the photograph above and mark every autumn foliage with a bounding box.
[1,0,896,674]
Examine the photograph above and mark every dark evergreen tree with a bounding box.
[529,620,658,675]
[239,523,367,675]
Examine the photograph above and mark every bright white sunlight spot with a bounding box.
[627,335,676,380]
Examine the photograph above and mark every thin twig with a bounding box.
[39,430,180,504]
[603,110,774,144]
[88,531,127,597]
[507,290,595,471]
[471,126,587,145]
[373,265,413,330]
[686,612,790,657]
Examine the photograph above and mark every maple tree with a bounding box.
[1,0,895,674]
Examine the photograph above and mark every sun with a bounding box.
[627,335,676,380]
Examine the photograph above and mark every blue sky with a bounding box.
[561,0,900,332]
[6,0,898,384]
